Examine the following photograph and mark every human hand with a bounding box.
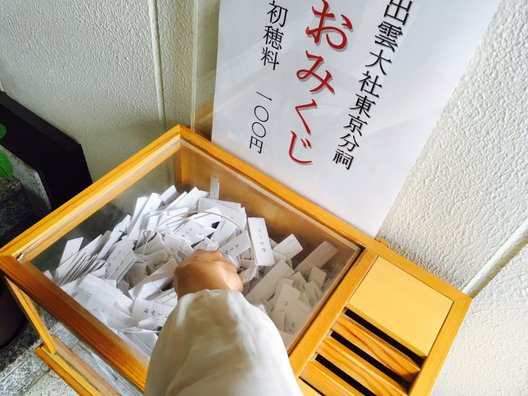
[174,250,243,297]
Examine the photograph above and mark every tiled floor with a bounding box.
[0,207,140,395]
[0,323,48,396]
[23,371,76,396]
[0,320,142,396]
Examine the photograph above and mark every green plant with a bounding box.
[0,122,13,179]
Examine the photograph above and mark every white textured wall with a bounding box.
[0,0,193,180]
[433,246,528,395]
[379,0,528,290]
[1,0,527,394]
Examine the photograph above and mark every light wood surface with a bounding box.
[318,337,408,396]
[4,278,56,354]
[408,292,470,395]
[348,257,453,357]
[35,336,120,396]
[301,360,363,396]
[297,379,322,396]
[332,314,420,382]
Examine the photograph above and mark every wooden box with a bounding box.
[0,125,470,395]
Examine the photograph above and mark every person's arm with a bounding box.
[145,250,302,396]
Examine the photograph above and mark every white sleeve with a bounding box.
[145,290,302,396]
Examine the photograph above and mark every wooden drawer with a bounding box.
[294,253,470,395]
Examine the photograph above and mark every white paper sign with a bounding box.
[212,0,500,236]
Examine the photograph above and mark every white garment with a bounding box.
[145,290,302,396]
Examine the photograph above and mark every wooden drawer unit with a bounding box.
[293,253,469,395]
[0,125,470,395]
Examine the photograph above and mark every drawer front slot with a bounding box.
[301,308,427,395]
[317,337,408,395]
[302,360,365,396]
[333,311,421,382]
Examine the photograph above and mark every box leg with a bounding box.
[4,278,56,354]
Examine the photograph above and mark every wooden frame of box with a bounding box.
[0,125,470,395]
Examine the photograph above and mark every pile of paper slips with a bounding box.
[47,178,342,357]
